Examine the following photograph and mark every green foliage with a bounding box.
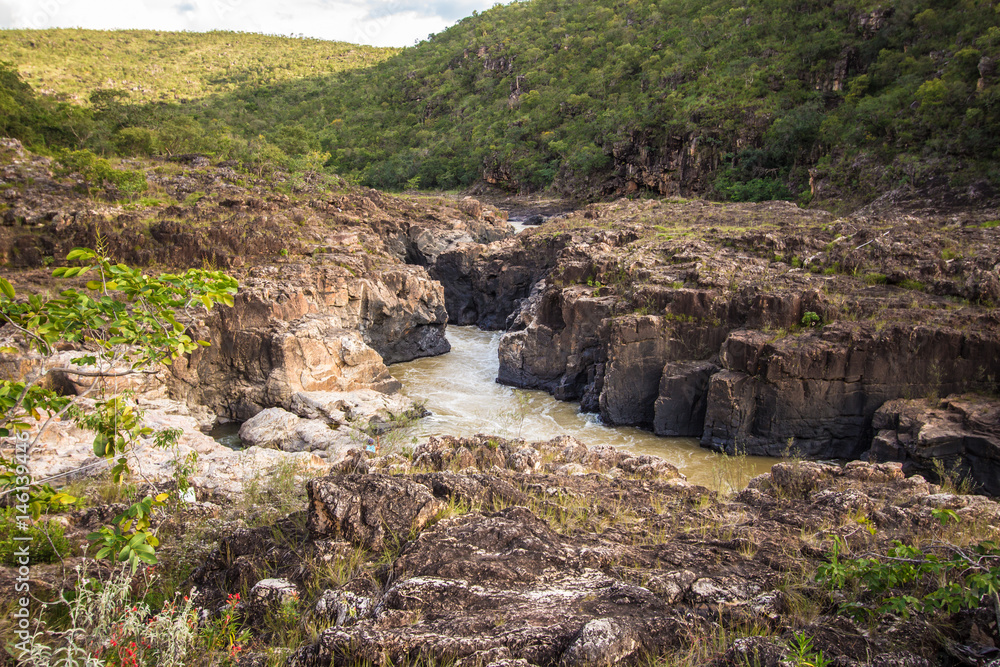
[801,311,821,327]
[198,593,252,663]
[87,493,170,569]
[0,247,237,567]
[0,61,90,151]
[3,0,1000,198]
[788,632,831,667]
[0,456,77,518]
[0,29,395,103]
[0,507,71,564]
[816,534,1000,621]
[897,278,926,292]
[864,272,887,285]
[714,176,794,203]
[54,149,148,200]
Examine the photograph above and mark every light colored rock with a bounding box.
[239,407,361,454]
[247,578,300,617]
[560,618,640,667]
[11,399,329,496]
[287,389,415,427]
[314,590,373,627]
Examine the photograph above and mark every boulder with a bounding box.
[306,474,445,549]
[247,578,300,615]
[287,389,418,430]
[238,407,360,455]
[314,589,373,627]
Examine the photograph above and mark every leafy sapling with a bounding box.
[0,245,237,567]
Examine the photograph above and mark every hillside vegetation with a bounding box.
[0,29,395,102]
[3,0,1000,205]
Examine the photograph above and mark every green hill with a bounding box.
[0,29,395,102]
[3,0,1000,205]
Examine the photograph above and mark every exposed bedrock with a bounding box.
[497,282,817,429]
[448,198,1000,477]
[870,394,1000,496]
[499,282,1000,463]
[702,323,1000,459]
[169,261,449,420]
[430,226,645,329]
[183,440,1000,667]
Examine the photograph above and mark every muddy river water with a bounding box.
[390,326,778,490]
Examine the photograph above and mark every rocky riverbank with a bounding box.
[2,140,1000,666]
[6,435,998,666]
[0,138,511,488]
[426,197,1000,490]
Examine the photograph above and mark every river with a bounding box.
[390,326,777,490]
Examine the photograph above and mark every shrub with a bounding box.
[816,529,1000,622]
[800,311,821,327]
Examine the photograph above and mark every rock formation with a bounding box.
[431,198,1000,489]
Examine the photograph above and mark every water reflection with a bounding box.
[390,326,778,489]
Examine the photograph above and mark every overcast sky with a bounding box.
[0,0,505,47]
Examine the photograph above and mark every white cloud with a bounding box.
[0,0,504,47]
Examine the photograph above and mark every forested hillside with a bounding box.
[2,0,1000,205]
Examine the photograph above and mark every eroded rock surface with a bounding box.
[438,198,1000,466]
[870,394,1000,495]
[177,436,1000,667]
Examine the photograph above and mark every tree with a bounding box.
[0,245,237,568]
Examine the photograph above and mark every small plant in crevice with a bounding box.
[787,632,832,667]
[930,457,977,496]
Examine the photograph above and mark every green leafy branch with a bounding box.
[0,246,237,565]
[817,519,1000,623]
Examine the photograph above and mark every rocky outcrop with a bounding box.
[398,434,686,482]
[181,441,1000,667]
[293,506,695,667]
[167,258,452,419]
[653,360,719,437]
[173,314,401,421]
[431,233,572,328]
[473,199,1000,470]
[497,285,614,408]
[702,323,1000,458]
[0,149,516,427]
[870,394,1000,496]
[306,473,445,550]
